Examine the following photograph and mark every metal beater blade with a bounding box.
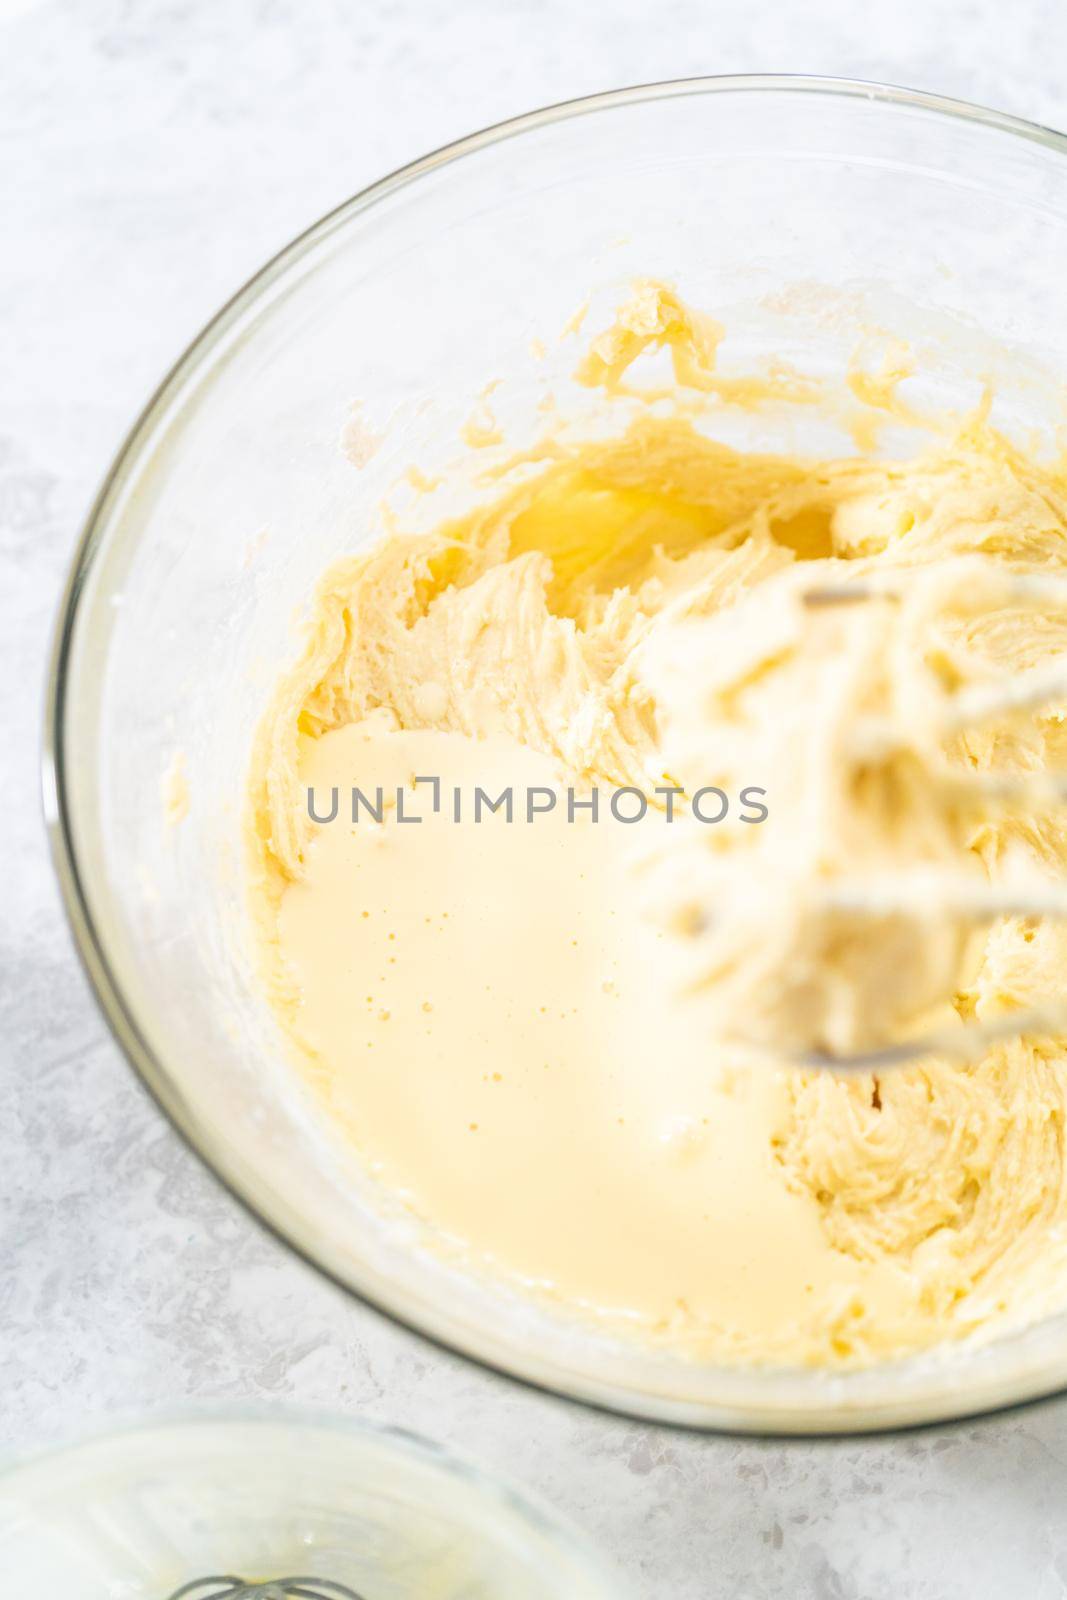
[167,1579,366,1599]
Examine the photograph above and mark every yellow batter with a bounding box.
[249,284,1067,1367]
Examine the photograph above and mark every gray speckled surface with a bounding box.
[6,3,1067,1596]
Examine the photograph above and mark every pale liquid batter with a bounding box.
[250,284,1067,1367]
[278,724,914,1360]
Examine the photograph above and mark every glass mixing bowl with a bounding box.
[44,76,1067,1433]
[0,1408,623,1595]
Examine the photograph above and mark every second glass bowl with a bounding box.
[0,1409,623,1597]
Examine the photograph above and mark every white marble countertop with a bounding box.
[6,3,1067,1596]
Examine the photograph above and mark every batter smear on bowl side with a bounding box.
[248,283,1067,1367]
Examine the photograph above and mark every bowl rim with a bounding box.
[41,72,1067,1439]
